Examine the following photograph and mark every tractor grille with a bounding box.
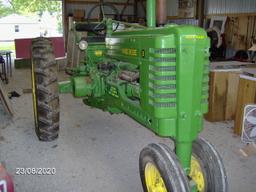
[154,48,176,54]
[201,60,209,107]
[148,48,177,108]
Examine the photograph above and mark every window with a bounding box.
[15,25,19,32]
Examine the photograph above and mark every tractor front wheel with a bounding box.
[189,137,228,192]
[139,143,191,192]
[31,37,60,141]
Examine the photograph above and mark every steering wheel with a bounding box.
[87,3,120,35]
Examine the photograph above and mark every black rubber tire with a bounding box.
[192,137,228,192]
[139,143,191,192]
[31,37,60,141]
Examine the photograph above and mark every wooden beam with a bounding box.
[134,0,138,19]
[196,0,204,27]
[66,0,134,6]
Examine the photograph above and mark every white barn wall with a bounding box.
[0,23,40,41]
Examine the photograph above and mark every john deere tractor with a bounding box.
[31,0,228,191]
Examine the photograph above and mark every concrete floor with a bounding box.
[0,69,256,192]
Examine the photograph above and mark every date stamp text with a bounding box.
[15,168,56,175]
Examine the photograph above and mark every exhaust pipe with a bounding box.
[156,0,167,26]
[147,0,156,28]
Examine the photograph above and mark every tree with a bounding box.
[0,0,63,35]
[0,2,12,17]
[3,0,61,15]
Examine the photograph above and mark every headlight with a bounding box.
[78,40,88,50]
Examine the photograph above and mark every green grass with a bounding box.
[0,42,15,51]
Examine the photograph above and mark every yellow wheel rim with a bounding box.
[31,61,38,129]
[189,156,205,192]
[145,162,168,192]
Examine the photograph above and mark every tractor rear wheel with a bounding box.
[31,37,60,141]
[139,143,190,192]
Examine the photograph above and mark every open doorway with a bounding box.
[0,0,64,83]
[0,0,63,51]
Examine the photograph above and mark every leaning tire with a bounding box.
[139,143,190,192]
[31,37,60,141]
[190,137,228,192]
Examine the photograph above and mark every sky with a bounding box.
[1,0,11,7]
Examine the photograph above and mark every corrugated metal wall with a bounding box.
[66,0,256,18]
[160,0,256,17]
[169,18,198,25]
[205,0,256,15]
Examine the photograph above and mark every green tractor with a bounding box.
[31,0,228,191]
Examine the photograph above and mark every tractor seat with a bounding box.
[75,23,105,32]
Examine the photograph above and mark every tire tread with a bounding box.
[32,37,60,141]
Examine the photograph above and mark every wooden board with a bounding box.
[205,71,228,121]
[224,15,256,50]
[234,75,256,135]
[225,72,240,120]
[205,70,241,122]
[67,30,87,68]
[74,9,85,18]
[67,30,75,67]
[210,61,255,70]
[237,143,256,157]
[66,0,135,6]
[0,81,14,116]
[56,57,67,71]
